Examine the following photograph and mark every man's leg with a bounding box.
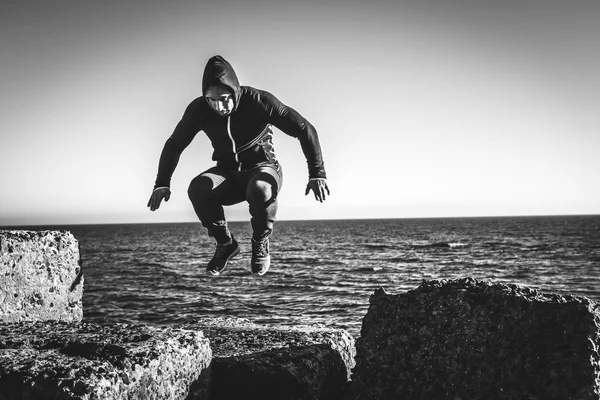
[188,167,236,243]
[188,167,244,275]
[245,164,283,274]
[246,164,283,239]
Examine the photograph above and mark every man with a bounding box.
[147,55,329,276]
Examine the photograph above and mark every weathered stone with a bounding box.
[181,318,355,400]
[0,231,83,323]
[0,321,211,400]
[349,278,600,399]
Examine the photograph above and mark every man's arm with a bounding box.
[258,90,329,201]
[153,121,196,189]
[148,100,202,211]
[260,90,326,180]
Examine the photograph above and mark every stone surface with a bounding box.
[182,318,355,400]
[0,321,211,400]
[349,278,600,399]
[0,230,83,323]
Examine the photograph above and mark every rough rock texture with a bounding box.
[0,231,83,323]
[349,278,600,399]
[0,321,211,400]
[181,318,355,400]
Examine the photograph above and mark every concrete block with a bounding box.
[182,318,355,400]
[349,278,600,399]
[0,231,83,323]
[0,321,211,400]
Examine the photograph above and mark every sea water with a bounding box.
[30,215,600,338]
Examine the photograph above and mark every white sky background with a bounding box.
[1,0,598,225]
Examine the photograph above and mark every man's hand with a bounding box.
[305,179,330,203]
[147,187,171,211]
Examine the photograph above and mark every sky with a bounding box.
[1,0,599,226]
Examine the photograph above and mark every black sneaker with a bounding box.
[207,237,240,276]
[251,238,270,275]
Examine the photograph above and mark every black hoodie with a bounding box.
[154,55,326,189]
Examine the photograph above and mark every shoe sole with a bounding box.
[251,257,271,276]
[256,265,270,276]
[207,246,240,276]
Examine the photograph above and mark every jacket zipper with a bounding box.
[226,116,241,171]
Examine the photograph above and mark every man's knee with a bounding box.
[188,175,213,201]
[247,180,273,203]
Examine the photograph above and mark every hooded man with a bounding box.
[147,55,329,276]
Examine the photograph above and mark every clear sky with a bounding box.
[1,0,599,226]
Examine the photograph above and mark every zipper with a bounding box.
[226,116,241,171]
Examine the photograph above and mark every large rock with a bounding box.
[350,278,600,399]
[0,231,83,323]
[182,318,355,400]
[0,321,211,400]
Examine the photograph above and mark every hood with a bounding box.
[202,55,242,112]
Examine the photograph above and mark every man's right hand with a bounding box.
[147,187,171,211]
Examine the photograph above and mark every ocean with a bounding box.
[26,215,600,338]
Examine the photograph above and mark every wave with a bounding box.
[412,242,468,249]
[389,256,421,263]
[355,266,384,272]
[210,291,237,298]
[363,244,397,250]
[80,248,135,257]
[523,244,551,251]
[278,257,345,267]
[135,262,166,268]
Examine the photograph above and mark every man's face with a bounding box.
[205,85,234,116]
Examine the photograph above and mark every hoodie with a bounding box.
[153,55,326,189]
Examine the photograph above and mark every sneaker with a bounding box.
[207,237,240,276]
[251,238,271,275]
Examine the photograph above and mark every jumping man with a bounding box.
[147,55,329,276]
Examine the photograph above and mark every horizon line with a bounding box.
[1,213,599,229]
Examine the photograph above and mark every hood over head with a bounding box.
[202,55,241,112]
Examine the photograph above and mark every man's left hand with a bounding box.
[305,179,330,202]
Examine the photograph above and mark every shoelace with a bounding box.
[253,240,268,257]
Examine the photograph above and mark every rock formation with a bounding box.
[0,321,211,400]
[350,278,600,399]
[183,318,355,400]
[0,230,83,323]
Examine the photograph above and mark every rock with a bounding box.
[0,321,211,400]
[181,318,355,400]
[0,230,83,323]
[350,278,600,399]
